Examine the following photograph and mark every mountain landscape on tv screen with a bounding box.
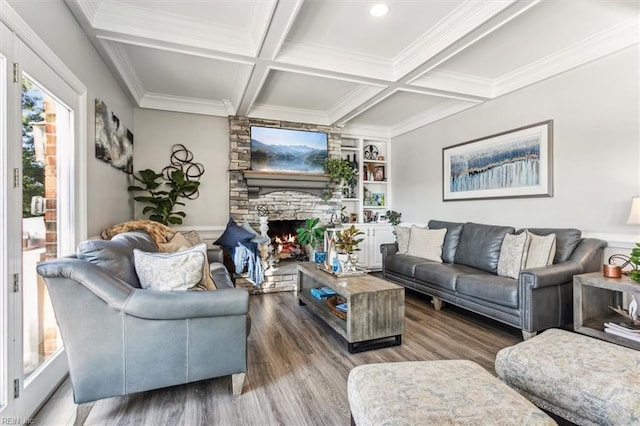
[251,139,327,173]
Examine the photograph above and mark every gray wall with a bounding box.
[8,0,135,237]
[133,109,229,227]
[391,46,640,242]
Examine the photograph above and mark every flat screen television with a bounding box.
[250,126,328,174]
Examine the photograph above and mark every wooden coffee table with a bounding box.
[296,263,404,353]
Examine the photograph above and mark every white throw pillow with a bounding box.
[134,243,207,291]
[525,231,557,269]
[497,232,530,279]
[394,226,411,254]
[406,226,447,263]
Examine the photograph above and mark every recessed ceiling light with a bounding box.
[369,4,389,17]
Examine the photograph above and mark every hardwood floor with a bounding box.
[34,289,522,425]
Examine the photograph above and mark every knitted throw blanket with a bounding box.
[101,220,177,246]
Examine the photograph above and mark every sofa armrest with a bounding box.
[380,243,398,257]
[519,261,584,290]
[208,245,224,263]
[122,287,249,320]
[37,258,133,310]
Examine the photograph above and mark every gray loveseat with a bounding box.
[36,231,249,423]
[381,221,607,339]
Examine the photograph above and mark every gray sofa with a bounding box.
[381,221,607,339]
[36,231,249,423]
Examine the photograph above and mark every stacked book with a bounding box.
[335,303,347,313]
[310,286,337,300]
[604,321,640,343]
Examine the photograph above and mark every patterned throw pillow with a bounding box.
[525,232,557,269]
[134,243,208,291]
[394,226,411,254]
[497,232,530,279]
[214,218,255,249]
[406,226,447,263]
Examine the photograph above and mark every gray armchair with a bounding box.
[36,231,249,424]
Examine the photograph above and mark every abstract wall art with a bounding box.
[442,120,553,201]
[95,99,134,174]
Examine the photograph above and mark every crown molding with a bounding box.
[495,17,640,97]
[93,1,255,56]
[99,40,145,103]
[140,93,230,117]
[409,70,494,99]
[390,99,480,138]
[328,85,387,124]
[277,40,394,81]
[248,103,330,126]
[392,0,516,80]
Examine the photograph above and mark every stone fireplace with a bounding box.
[228,116,344,293]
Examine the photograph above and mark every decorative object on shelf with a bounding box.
[609,302,640,326]
[326,295,347,320]
[372,192,385,206]
[363,210,373,223]
[324,158,358,200]
[604,254,636,278]
[377,214,387,223]
[363,144,379,160]
[377,155,385,161]
[296,218,326,261]
[373,165,385,181]
[443,120,553,201]
[349,213,358,223]
[127,145,203,225]
[95,99,134,174]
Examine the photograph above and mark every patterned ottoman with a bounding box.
[347,360,554,425]
[495,328,640,425]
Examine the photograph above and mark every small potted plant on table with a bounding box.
[335,225,365,272]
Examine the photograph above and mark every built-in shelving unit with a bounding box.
[341,135,391,224]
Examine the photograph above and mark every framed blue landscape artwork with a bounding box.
[443,120,553,201]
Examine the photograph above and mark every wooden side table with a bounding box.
[573,272,640,350]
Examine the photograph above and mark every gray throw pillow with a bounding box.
[242,219,270,244]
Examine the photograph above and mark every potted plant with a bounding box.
[323,158,358,200]
[128,168,200,225]
[335,225,365,272]
[386,210,402,226]
[296,218,326,262]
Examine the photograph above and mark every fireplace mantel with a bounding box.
[243,170,330,198]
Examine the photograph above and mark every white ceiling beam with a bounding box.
[392,0,517,80]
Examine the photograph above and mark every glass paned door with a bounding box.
[21,76,63,379]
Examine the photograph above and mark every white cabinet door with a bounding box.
[358,224,394,269]
[368,225,395,269]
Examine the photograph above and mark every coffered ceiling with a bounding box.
[65,0,639,137]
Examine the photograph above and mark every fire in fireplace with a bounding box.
[268,220,306,260]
